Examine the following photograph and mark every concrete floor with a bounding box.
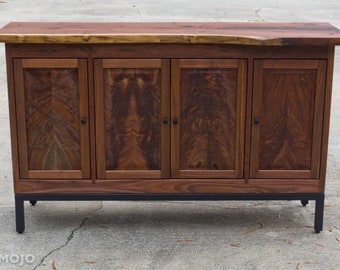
[0,1,340,269]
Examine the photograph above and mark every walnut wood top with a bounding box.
[0,22,340,45]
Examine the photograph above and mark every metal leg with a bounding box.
[30,200,37,206]
[15,196,25,233]
[12,193,325,233]
[314,194,325,233]
[301,200,309,206]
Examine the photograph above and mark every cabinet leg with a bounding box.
[30,200,37,206]
[301,200,309,206]
[314,195,324,233]
[15,197,25,233]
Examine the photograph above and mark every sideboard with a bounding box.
[0,22,340,233]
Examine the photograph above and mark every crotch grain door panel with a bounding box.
[251,60,327,178]
[95,59,170,179]
[171,59,247,178]
[14,59,90,179]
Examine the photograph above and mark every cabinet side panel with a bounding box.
[319,46,335,192]
[6,46,21,190]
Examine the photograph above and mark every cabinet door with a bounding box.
[14,59,90,179]
[95,59,170,179]
[250,60,326,178]
[171,59,246,178]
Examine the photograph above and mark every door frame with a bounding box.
[14,58,90,179]
[171,59,247,178]
[250,59,327,179]
[94,59,170,179]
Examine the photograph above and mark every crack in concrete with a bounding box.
[255,8,265,21]
[32,202,103,270]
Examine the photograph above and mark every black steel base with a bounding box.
[15,193,325,233]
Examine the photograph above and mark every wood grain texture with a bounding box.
[95,59,169,179]
[14,59,90,179]
[4,41,334,198]
[243,54,254,183]
[171,59,246,178]
[6,43,329,59]
[16,179,321,194]
[24,68,81,170]
[0,22,340,45]
[251,60,326,178]
[5,44,21,191]
[319,46,336,192]
[87,49,97,182]
[104,68,161,170]
[260,70,314,169]
[180,68,236,170]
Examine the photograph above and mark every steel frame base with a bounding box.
[15,193,325,233]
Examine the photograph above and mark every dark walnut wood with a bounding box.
[104,68,161,170]
[1,22,338,196]
[180,67,236,170]
[171,59,246,178]
[251,60,326,179]
[95,59,170,179]
[14,59,90,179]
[24,68,81,170]
[17,179,320,194]
[0,22,340,45]
[2,22,339,234]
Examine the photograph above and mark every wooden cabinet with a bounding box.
[1,22,340,233]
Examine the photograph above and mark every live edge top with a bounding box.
[0,22,340,46]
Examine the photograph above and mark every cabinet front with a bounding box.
[95,59,170,179]
[171,59,246,178]
[14,59,90,179]
[250,59,327,179]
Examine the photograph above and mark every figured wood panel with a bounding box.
[95,59,170,179]
[14,59,90,179]
[251,60,326,178]
[1,22,340,46]
[104,68,161,170]
[171,59,246,178]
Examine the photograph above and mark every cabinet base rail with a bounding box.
[15,193,325,234]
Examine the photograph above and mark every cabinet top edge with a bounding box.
[1,22,340,46]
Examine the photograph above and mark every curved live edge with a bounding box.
[0,22,340,45]
[0,34,283,45]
